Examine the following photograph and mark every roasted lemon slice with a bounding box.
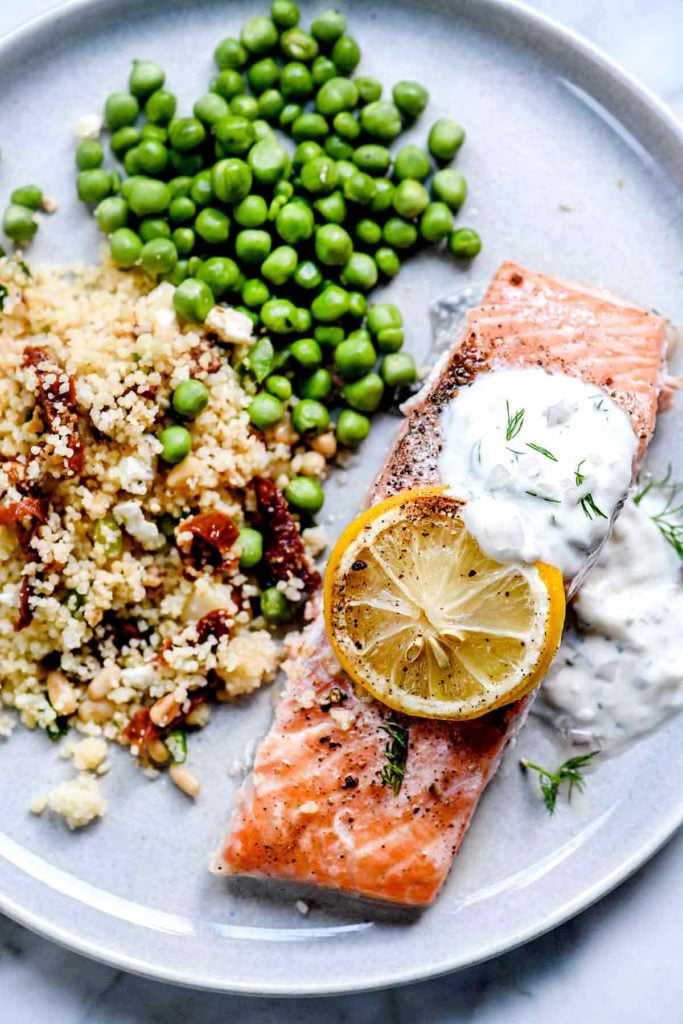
[324,488,565,720]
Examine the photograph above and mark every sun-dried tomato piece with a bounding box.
[122,707,161,749]
[0,496,48,550]
[14,577,33,632]
[23,345,84,475]
[176,511,239,569]
[251,476,320,594]
[195,608,233,643]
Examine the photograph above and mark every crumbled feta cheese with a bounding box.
[75,113,103,139]
[205,306,254,345]
[116,455,155,493]
[113,500,164,550]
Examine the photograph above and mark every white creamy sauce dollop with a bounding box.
[537,495,683,749]
[439,368,636,578]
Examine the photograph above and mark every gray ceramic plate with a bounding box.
[0,0,682,996]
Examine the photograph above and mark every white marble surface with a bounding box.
[0,0,681,1019]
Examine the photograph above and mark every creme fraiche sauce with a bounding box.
[438,367,636,578]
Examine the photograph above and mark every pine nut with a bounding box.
[310,431,337,459]
[185,702,210,728]
[166,454,205,491]
[292,451,326,477]
[146,738,172,766]
[47,671,79,716]
[149,693,182,728]
[169,764,201,798]
[87,665,120,700]
[77,698,115,725]
[271,418,298,445]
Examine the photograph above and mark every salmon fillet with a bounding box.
[215,262,667,906]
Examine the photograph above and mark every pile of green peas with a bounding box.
[2,185,48,244]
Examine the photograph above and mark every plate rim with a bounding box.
[0,0,682,996]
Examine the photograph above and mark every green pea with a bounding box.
[248,139,291,185]
[375,246,400,279]
[169,117,206,152]
[172,379,209,420]
[301,368,332,401]
[392,80,429,120]
[246,57,279,94]
[340,252,378,291]
[164,259,189,285]
[128,178,170,216]
[104,91,139,129]
[311,284,349,322]
[3,203,37,243]
[190,170,214,206]
[211,69,246,100]
[291,141,321,169]
[310,8,346,44]
[316,77,358,116]
[292,112,328,141]
[314,325,344,348]
[188,256,203,277]
[169,176,193,198]
[158,424,192,464]
[173,277,215,322]
[261,297,298,334]
[76,169,111,204]
[352,144,391,176]
[235,194,268,227]
[241,15,279,54]
[75,139,104,170]
[324,135,353,160]
[370,178,394,213]
[278,102,303,129]
[334,333,377,380]
[109,227,142,267]
[336,409,370,446]
[271,0,300,28]
[332,111,360,141]
[300,156,338,194]
[393,179,430,219]
[355,76,382,103]
[312,192,344,225]
[383,216,417,249]
[136,139,169,175]
[197,256,241,297]
[343,171,376,205]
[214,36,248,69]
[214,114,255,155]
[258,88,285,121]
[394,144,430,182]
[145,88,177,124]
[211,158,252,203]
[123,146,142,175]
[449,227,482,259]
[419,201,454,242]
[293,307,312,333]
[330,35,360,73]
[432,168,467,211]
[383,352,418,387]
[172,227,195,255]
[265,374,292,401]
[241,278,270,308]
[291,400,329,436]
[91,515,124,559]
[140,238,177,275]
[249,391,285,429]
[280,61,313,99]
[141,122,168,143]
[110,126,140,158]
[348,292,367,319]
[275,201,314,244]
[196,207,230,245]
[237,527,264,569]
[315,223,352,266]
[127,60,164,99]
[169,196,196,224]
[268,194,288,220]
[312,55,337,86]
[375,330,403,353]
[255,119,277,144]
[281,28,319,61]
[193,92,230,127]
[260,586,292,624]
[235,229,272,265]
[139,217,171,242]
[360,101,402,141]
[170,150,204,176]
[343,371,384,413]
[286,338,319,372]
[368,303,403,334]
[428,118,465,161]
[95,196,128,234]
[261,245,298,285]
[354,218,381,247]
[293,259,323,291]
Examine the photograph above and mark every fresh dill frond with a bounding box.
[575,460,607,520]
[520,752,599,814]
[379,716,409,797]
[505,400,525,441]
[525,490,561,503]
[635,467,683,558]
[526,442,558,462]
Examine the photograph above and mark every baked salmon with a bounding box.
[214,262,667,906]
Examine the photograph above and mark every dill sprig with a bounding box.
[379,716,409,796]
[635,467,683,558]
[526,442,558,462]
[505,400,525,441]
[520,752,598,814]
[575,460,607,520]
[525,490,560,503]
